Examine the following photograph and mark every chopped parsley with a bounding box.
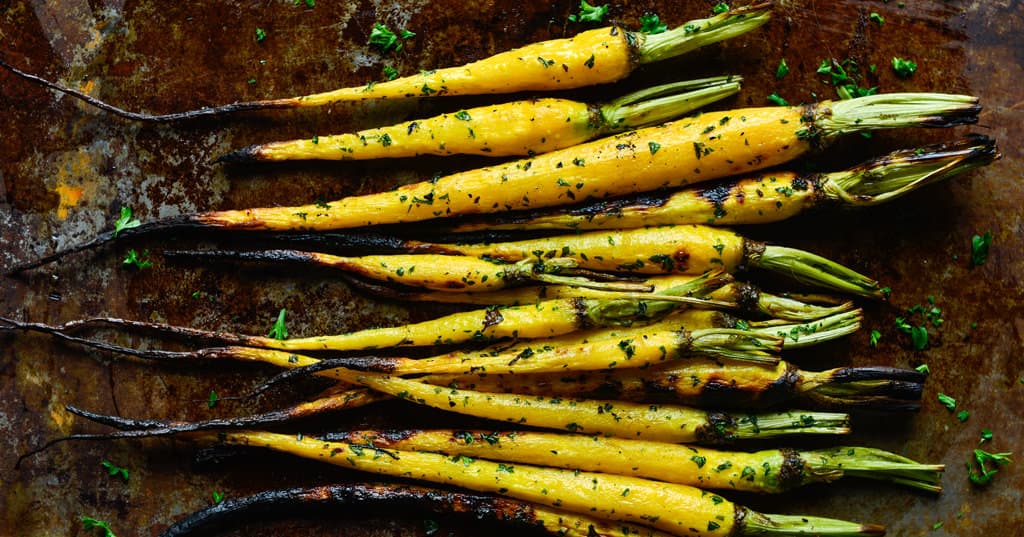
[775,58,789,79]
[971,231,992,266]
[892,57,917,78]
[915,364,930,374]
[766,92,788,106]
[122,249,152,269]
[968,449,1013,486]
[82,516,116,537]
[212,490,225,504]
[980,429,993,444]
[869,329,881,347]
[294,0,314,6]
[255,28,267,42]
[639,13,667,34]
[711,2,730,14]
[817,58,877,100]
[268,308,288,340]
[957,410,970,422]
[454,110,472,121]
[648,141,661,154]
[101,460,129,482]
[368,23,414,53]
[937,393,956,412]
[382,65,399,80]
[208,390,219,409]
[113,206,141,237]
[568,0,609,23]
[870,12,884,26]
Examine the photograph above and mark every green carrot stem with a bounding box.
[814,92,981,140]
[638,4,772,65]
[738,509,886,536]
[823,134,999,206]
[751,245,882,299]
[601,76,742,129]
[802,447,944,493]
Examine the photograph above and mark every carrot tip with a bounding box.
[216,145,262,164]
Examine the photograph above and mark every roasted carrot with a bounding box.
[327,430,943,494]
[0,7,769,121]
[159,483,678,537]
[11,93,981,274]
[446,135,1000,231]
[163,250,653,294]
[430,358,925,411]
[197,431,884,536]
[1,272,730,353]
[343,273,854,322]
[244,226,883,298]
[221,77,741,162]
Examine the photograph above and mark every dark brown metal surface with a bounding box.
[1,1,1022,536]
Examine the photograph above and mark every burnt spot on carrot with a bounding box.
[696,181,739,219]
[696,412,739,445]
[777,449,807,490]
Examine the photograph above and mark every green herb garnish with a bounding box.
[915,364,930,374]
[122,249,152,269]
[255,28,267,42]
[869,12,884,26]
[382,65,399,80]
[82,516,116,537]
[569,0,609,23]
[957,410,970,422]
[208,390,219,409]
[968,449,1012,486]
[101,460,129,482]
[979,429,993,444]
[766,93,788,106]
[869,329,881,347]
[113,206,141,238]
[937,393,956,412]
[711,2,730,14]
[775,58,789,79]
[212,490,225,504]
[892,57,917,78]
[971,231,992,266]
[639,13,667,34]
[368,23,413,53]
[268,308,288,340]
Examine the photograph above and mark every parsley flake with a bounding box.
[82,516,116,537]
[570,0,609,23]
[639,13,668,34]
[775,58,790,79]
[766,93,789,106]
[971,231,992,266]
[711,3,730,14]
[122,249,152,269]
[101,460,129,482]
[268,308,288,340]
[937,393,956,412]
[113,206,141,238]
[892,57,917,78]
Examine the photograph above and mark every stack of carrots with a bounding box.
[2,3,1001,536]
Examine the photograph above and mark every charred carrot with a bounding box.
[160,483,678,537]
[361,225,884,298]
[163,250,652,294]
[327,430,943,494]
[0,7,769,121]
[221,77,741,162]
[446,135,1000,231]
[430,358,926,411]
[1,272,729,352]
[344,273,854,322]
[11,93,981,274]
[157,430,885,536]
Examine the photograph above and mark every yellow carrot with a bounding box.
[0,8,769,120]
[221,77,741,162]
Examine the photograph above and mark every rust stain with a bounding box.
[52,183,84,219]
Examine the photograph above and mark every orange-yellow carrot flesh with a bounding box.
[197,107,810,230]
[419,225,748,275]
[250,99,597,160]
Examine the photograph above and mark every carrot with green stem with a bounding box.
[430,356,925,411]
[220,77,742,162]
[323,430,943,494]
[168,225,883,298]
[445,134,1000,231]
[42,427,885,536]
[9,93,981,274]
[0,6,770,121]
[341,273,854,321]
[164,251,654,294]
[389,225,885,298]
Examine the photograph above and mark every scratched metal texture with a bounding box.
[1,0,1022,536]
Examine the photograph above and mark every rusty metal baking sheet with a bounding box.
[1,1,1022,536]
